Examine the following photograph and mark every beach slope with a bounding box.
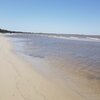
[0,35,99,100]
[0,35,77,100]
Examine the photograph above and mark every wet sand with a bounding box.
[46,57,100,100]
[0,34,100,100]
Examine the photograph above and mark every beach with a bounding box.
[0,34,100,100]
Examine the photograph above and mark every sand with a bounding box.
[0,34,99,100]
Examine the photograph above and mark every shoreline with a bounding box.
[0,34,100,100]
[0,35,77,100]
[0,35,68,100]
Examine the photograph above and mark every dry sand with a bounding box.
[0,34,99,100]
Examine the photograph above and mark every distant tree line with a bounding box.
[0,28,25,33]
[0,28,12,33]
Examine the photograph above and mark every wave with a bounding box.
[43,35,100,42]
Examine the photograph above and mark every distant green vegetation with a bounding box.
[0,28,25,33]
[0,28,11,33]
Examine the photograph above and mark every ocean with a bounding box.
[6,33,100,99]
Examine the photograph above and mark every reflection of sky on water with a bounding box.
[7,34,100,77]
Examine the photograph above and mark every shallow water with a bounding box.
[7,34,100,72]
[6,34,100,99]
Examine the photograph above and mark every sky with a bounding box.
[0,0,100,34]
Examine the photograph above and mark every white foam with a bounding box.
[43,35,100,42]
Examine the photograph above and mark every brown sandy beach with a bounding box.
[0,34,100,100]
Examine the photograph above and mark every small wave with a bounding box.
[44,35,100,42]
[86,37,100,40]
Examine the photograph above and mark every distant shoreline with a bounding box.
[0,28,100,36]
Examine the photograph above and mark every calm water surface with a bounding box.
[7,34,100,79]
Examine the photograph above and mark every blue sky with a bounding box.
[0,0,100,34]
